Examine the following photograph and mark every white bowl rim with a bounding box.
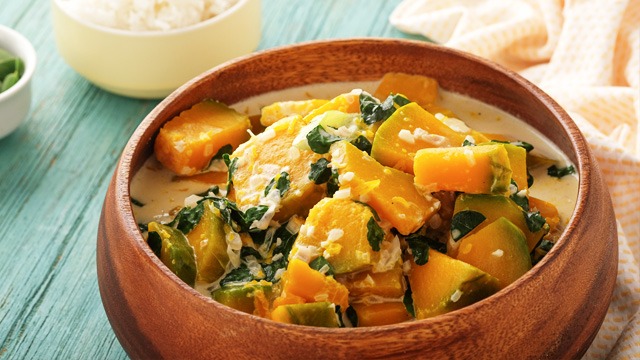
[52,0,253,37]
[0,25,37,102]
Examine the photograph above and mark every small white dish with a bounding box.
[0,25,37,139]
[51,0,262,99]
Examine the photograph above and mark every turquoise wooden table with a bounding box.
[0,1,424,358]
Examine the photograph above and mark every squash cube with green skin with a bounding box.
[212,282,273,315]
[271,302,340,327]
[148,222,197,287]
[185,200,230,283]
[331,140,439,235]
[451,194,548,252]
[455,217,532,289]
[371,102,467,174]
[479,142,528,190]
[413,144,513,195]
[291,198,381,275]
[409,249,500,320]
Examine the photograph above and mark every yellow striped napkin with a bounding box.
[390,0,640,358]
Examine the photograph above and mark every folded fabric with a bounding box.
[390,0,640,358]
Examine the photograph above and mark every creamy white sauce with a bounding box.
[132,81,578,228]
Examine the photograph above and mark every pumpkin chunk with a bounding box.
[230,115,326,225]
[302,91,361,123]
[154,100,251,175]
[331,141,439,235]
[336,265,405,299]
[455,217,532,289]
[373,72,439,108]
[273,258,349,310]
[271,302,340,327]
[371,102,467,174]
[185,200,230,283]
[409,249,499,320]
[291,198,385,274]
[260,99,328,127]
[351,302,412,327]
[211,281,273,316]
[451,194,548,252]
[413,144,512,195]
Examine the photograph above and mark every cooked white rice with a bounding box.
[59,0,239,31]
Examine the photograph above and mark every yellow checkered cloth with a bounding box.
[390,0,640,357]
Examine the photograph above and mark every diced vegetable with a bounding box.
[212,281,272,316]
[479,142,528,190]
[272,258,349,310]
[185,200,230,283]
[331,141,439,235]
[351,302,412,327]
[373,72,439,108]
[413,144,513,195]
[260,99,328,127]
[371,102,467,174]
[529,197,560,235]
[154,100,251,175]
[147,222,197,286]
[302,92,361,123]
[229,115,326,224]
[336,265,405,299]
[451,194,548,252]
[455,217,532,289]
[271,302,340,327]
[291,198,383,274]
[409,249,499,320]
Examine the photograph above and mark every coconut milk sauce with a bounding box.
[131,82,578,227]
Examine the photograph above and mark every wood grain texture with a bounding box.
[0,0,410,358]
[99,39,617,359]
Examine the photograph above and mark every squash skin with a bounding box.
[154,100,251,175]
[271,302,340,327]
[185,200,230,283]
[451,194,548,252]
[455,217,532,289]
[413,144,513,195]
[409,249,500,320]
[211,282,273,316]
[332,141,439,235]
[371,102,467,174]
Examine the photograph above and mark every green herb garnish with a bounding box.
[309,256,335,276]
[168,201,205,234]
[222,153,238,192]
[350,135,372,154]
[359,92,409,125]
[403,284,415,318]
[405,234,430,265]
[523,210,546,232]
[130,197,145,207]
[306,125,341,154]
[308,158,332,184]
[450,210,486,241]
[265,171,290,197]
[327,168,340,197]
[547,164,576,178]
[366,217,384,251]
[491,139,534,152]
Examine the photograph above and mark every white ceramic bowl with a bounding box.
[0,25,36,139]
[51,0,261,99]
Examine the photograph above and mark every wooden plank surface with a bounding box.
[0,0,415,358]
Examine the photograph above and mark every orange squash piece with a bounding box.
[529,196,560,234]
[260,99,328,127]
[273,258,349,310]
[154,100,251,175]
[455,217,532,289]
[351,302,412,327]
[291,198,381,274]
[409,249,499,320]
[302,92,360,123]
[370,102,467,174]
[373,72,439,108]
[336,265,405,299]
[413,144,513,195]
[332,141,439,235]
[230,115,326,223]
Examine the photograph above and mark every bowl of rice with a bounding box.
[51,0,261,99]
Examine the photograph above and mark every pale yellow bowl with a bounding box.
[51,0,261,99]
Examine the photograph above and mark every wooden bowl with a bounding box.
[97,38,617,359]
